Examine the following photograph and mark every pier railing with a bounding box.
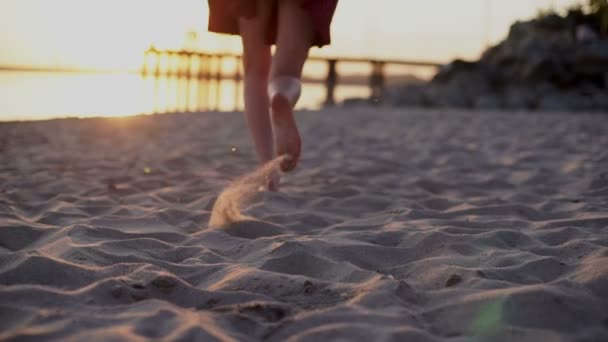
[142,47,442,112]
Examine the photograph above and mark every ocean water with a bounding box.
[0,71,371,122]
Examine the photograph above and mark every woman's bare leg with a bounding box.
[269,0,314,172]
[239,7,279,190]
[272,0,314,78]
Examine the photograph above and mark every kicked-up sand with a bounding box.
[1,107,607,341]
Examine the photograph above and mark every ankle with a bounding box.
[268,76,301,107]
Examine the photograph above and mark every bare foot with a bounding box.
[271,93,301,172]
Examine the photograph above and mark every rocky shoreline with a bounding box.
[384,12,608,112]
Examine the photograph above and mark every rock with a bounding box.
[535,13,570,30]
[574,41,608,87]
[427,84,471,108]
[474,94,502,109]
[591,89,608,109]
[579,41,608,62]
[576,24,599,42]
[566,91,596,111]
[388,12,607,112]
[389,84,427,107]
[538,93,568,111]
[503,86,536,109]
[433,60,480,83]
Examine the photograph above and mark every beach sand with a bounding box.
[1,108,607,341]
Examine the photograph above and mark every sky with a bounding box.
[0,0,582,70]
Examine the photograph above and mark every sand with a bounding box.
[1,108,607,341]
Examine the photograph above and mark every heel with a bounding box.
[268,76,302,172]
[268,76,301,107]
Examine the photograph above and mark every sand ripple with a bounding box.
[1,109,607,341]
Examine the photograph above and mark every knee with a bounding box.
[242,52,271,78]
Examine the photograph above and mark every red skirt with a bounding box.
[207,0,338,47]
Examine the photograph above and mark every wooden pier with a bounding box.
[142,47,442,112]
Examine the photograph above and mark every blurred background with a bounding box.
[1,0,606,121]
